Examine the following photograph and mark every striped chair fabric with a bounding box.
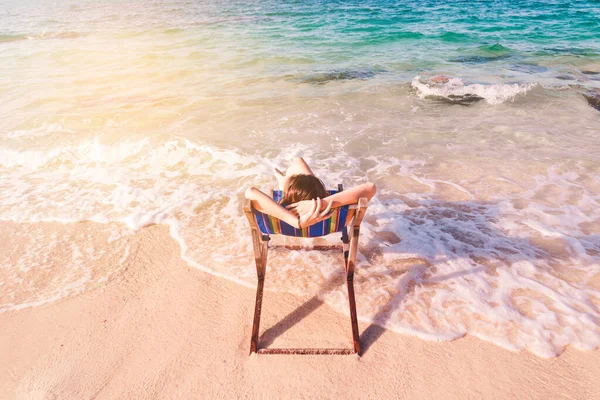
[253,190,349,237]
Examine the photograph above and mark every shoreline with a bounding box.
[1,222,598,399]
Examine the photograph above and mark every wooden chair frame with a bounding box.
[243,188,368,355]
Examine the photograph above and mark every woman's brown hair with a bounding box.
[281,174,328,205]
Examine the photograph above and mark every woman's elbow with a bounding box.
[245,187,257,199]
[365,182,376,200]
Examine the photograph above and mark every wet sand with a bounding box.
[1,222,598,399]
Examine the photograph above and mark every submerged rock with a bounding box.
[581,70,599,75]
[481,43,512,53]
[435,94,484,106]
[583,91,600,111]
[412,77,485,106]
[430,75,451,84]
[298,69,381,84]
[450,43,515,64]
[509,63,549,73]
[412,75,533,106]
[543,47,593,56]
[449,54,512,64]
[556,74,576,81]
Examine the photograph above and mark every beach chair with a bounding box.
[243,184,368,355]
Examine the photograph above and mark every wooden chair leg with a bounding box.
[346,223,363,355]
[250,235,269,354]
[250,277,265,354]
[347,277,361,354]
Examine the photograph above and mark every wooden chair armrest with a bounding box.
[244,199,260,232]
[244,198,253,214]
[350,197,368,228]
[348,197,368,210]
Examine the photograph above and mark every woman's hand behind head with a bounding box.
[290,198,332,228]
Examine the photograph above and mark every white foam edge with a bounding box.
[411,75,537,105]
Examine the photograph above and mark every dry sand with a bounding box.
[1,223,599,399]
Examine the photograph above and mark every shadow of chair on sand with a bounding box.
[258,262,485,355]
[256,199,598,355]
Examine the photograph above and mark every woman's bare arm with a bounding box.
[286,182,376,214]
[245,187,331,228]
[245,187,299,227]
[322,182,376,208]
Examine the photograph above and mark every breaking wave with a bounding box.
[411,76,537,105]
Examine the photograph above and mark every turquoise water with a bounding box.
[1,0,599,357]
[2,0,600,84]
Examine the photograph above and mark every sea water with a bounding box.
[1,0,599,357]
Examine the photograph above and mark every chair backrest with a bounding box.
[252,189,349,238]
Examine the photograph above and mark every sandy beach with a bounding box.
[1,221,598,399]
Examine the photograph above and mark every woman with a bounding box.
[245,157,376,229]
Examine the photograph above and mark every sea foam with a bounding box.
[0,138,598,358]
[411,76,536,105]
